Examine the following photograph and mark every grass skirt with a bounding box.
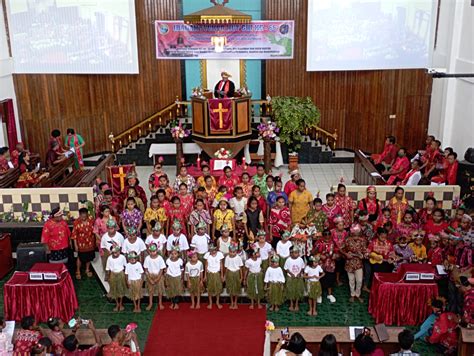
[108,271,127,299]
[225,270,241,296]
[198,253,206,264]
[246,272,264,300]
[279,256,288,269]
[267,282,285,306]
[206,272,223,296]
[146,274,165,296]
[285,276,305,300]
[188,276,201,295]
[128,279,143,300]
[307,281,322,299]
[261,259,269,273]
[165,275,183,298]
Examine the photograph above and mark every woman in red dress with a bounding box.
[176,182,194,216]
[334,184,354,229]
[357,186,383,223]
[322,193,342,230]
[417,196,437,226]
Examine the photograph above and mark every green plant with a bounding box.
[271,96,320,152]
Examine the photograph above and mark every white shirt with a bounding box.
[185,260,203,278]
[145,234,167,252]
[204,251,224,273]
[106,254,127,273]
[218,237,231,255]
[125,262,144,281]
[229,197,247,215]
[257,242,272,260]
[166,258,184,277]
[304,265,324,282]
[245,257,262,274]
[406,170,422,186]
[143,255,166,274]
[166,233,189,252]
[275,349,312,356]
[276,240,292,258]
[225,255,243,272]
[284,257,306,277]
[101,231,125,250]
[264,266,285,283]
[122,238,147,255]
[191,233,210,254]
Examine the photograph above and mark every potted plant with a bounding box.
[271,96,320,169]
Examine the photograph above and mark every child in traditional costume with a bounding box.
[191,221,211,262]
[217,224,232,256]
[185,249,204,309]
[284,246,306,312]
[144,243,166,310]
[145,222,167,256]
[125,251,144,313]
[244,248,264,309]
[204,244,225,309]
[409,232,427,263]
[121,197,143,232]
[144,195,167,235]
[165,246,184,310]
[122,227,147,263]
[264,255,286,311]
[225,243,244,309]
[255,230,272,272]
[100,219,124,271]
[166,220,190,260]
[105,245,127,312]
[276,231,292,268]
[304,255,324,316]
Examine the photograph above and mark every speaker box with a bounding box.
[16,243,47,271]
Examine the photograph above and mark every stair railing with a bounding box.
[306,126,339,151]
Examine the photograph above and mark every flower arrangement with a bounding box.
[257,120,279,140]
[214,147,232,159]
[265,320,275,331]
[170,120,191,140]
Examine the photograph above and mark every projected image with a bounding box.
[307,0,434,71]
[7,0,138,74]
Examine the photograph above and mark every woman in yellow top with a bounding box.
[144,195,168,235]
[288,179,313,225]
[408,231,427,262]
[213,197,235,240]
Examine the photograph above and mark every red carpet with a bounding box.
[144,302,267,356]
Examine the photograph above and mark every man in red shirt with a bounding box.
[102,324,140,355]
[384,148,410,185]
[431,152,459,185]
[372,135,398,170]
[41,208,71,263]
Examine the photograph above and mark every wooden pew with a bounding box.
[354,150,386,185]
[0,167,21,188]
[34,156,75,187]
[77,154,115,187]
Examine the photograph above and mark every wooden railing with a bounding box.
[108,96,338,152]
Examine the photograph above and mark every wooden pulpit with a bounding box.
[191,96,252,158]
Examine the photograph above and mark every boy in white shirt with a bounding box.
[284,246,306,312]
[143,243,166,311]
[264,255,285,311]
[276,231,292,265]
[191,221,210,261]
[204,244,225,310]
[244,248,264,309]
[185,249,204,309]
[100,220,124,270]
[105,245,127,312]
[165,246,184,310]
[304,255,325,316]
[145,223,167,256]
[224,243,244,309]
[122,227,147,262]
[166,221,189,259]
[125,251,144,313]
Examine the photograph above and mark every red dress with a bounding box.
[166,207,187,235]
[314,239,337,272]
[218,174,240,195]
[331,228,348,251]
[13,329,42,355]
[321,204,342,230]
[387,197,409,226]
[268,207,291,238]
[177,193,194,216]
[358,198,383,222]
[334,195,354,228]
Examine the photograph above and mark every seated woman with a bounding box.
[16,152,48,188]
[427,297,460,355]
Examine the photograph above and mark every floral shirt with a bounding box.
[429,312,459,351]
[71,217,95,252]
[120,208,143,230]
[13,329,42,355]
[214,209,235,231]
[314,239,337,272]
[368,239,393,259]
[41,219,71,251]
[331,228,348,250]
[268,207,291,238]
[173,174,196,193]
[218,174,240,195]
[238,182,253,198]
[342,236,367,272]
[252,174,268,197]
[301,209,327,233]
[189,209,212,228]
[335,195,354,228]
[387,197,409,226]
[177,193,194,216]
[428,247,444,265]
[143,207,167,226]
[322,204,342,230]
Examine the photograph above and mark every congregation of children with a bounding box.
[41,147,473,319]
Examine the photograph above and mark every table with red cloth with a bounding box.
[369,264,438,326]
[4,263,78,322]
[187,164,256,178]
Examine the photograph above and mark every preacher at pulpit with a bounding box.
[214,71,235,98]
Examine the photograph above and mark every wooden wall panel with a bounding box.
[13,0,182,159]
[265,0,433,153]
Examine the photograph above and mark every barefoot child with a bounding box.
[284,246,306,312]
[224,243,244,309]
[276,231,292,268]
[165,246,184,309]
[244,248,264,309]
[185,249,204,309]
[256,230,272,271]
[143,243,166,310]
[217,224,232,256]
[105,245,127,312]
[204,244,225,309]
[167,221,190,260]
[125,251,144,313]
[304,255,324,316]
[264,255,286,311]
[145,222,167,256]
[191,221,210,262]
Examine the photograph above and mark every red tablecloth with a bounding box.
[188,165,257,178]
[4,264,78,322]
[368,264,438,326]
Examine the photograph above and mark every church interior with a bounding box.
[0,0,473,355]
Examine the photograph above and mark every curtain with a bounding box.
[4,99,19,149]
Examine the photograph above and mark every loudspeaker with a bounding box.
[16,243,47,271]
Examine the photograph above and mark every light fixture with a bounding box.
[211,36,227,53]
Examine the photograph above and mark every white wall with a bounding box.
[428,0,474,156]
[0,3,21,147]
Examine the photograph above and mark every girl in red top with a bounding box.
[252,185,268,218]
[13,316,42,355]
[334,184,354,229]
[268,196,291,248]
[427,235,444,265]
[423,208,449,238]
[417,196,437,226]
[322,193,342,230]
[358,186,383,223]
[176,182,194,216]
[331,216,348,286]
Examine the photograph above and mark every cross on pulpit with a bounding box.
[113,167,127,192]
[212,102,229,129]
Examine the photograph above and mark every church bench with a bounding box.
[353,149,385,185]
[0,167,21,188]
[59,169,90,187]
[76,154,115,187]
[34,156,75,187]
